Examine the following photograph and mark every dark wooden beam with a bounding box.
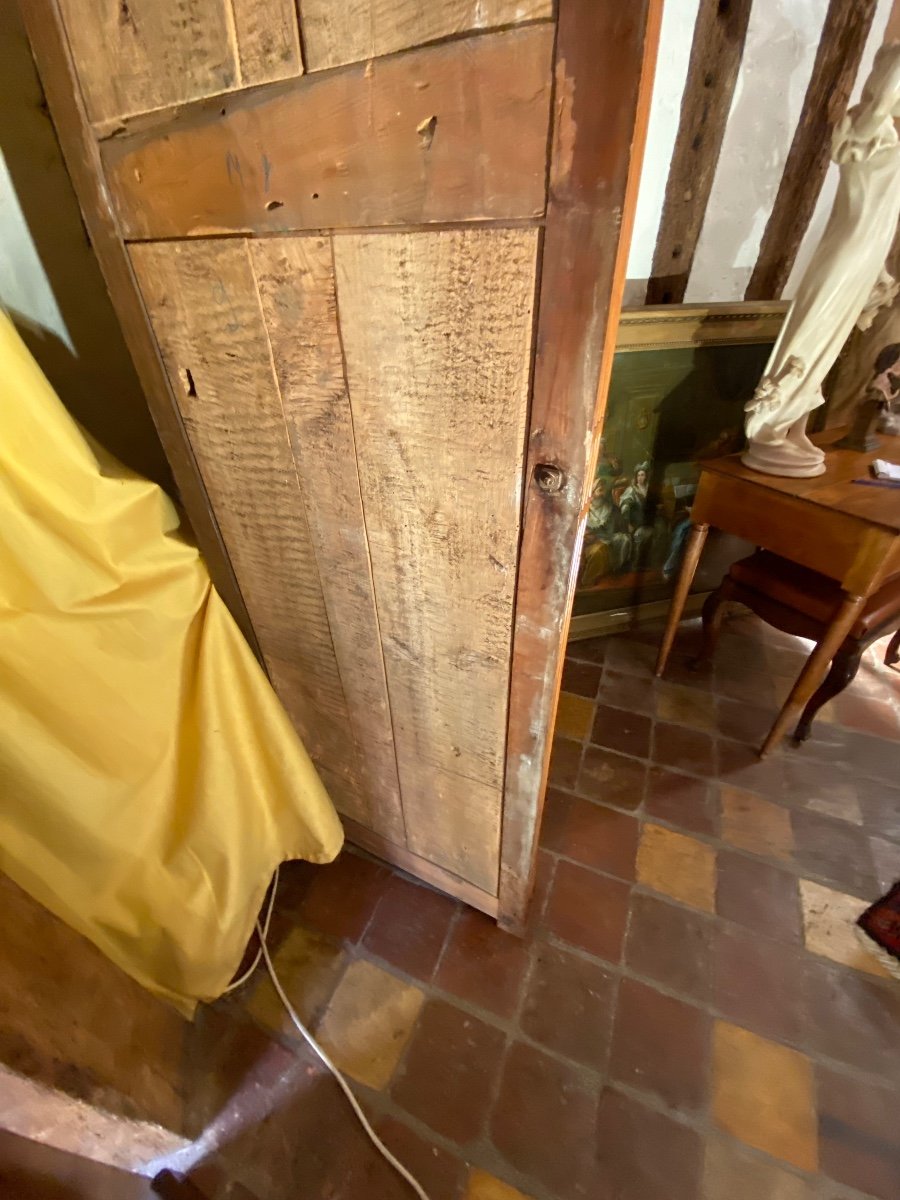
[745,0,878,300]
[645,0,752,305]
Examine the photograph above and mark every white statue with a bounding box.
[743,43,900,478]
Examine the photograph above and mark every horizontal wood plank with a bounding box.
[334,228,539,892]
[101,25,554,239]
[300,0,553,71]
[250,236,405,845]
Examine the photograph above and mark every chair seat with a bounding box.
[729,550,900,641]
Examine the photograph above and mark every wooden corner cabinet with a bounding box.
[22,0,661,927]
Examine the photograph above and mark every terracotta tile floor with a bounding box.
[4,614,899,1199]
[169,613,898,1200]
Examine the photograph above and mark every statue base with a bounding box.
[741,438,827,478]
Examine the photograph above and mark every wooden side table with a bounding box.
[656,430,900,756]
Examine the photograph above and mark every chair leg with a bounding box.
[794,649,861,742]
[691,578,735,670]
[885,628,900,668]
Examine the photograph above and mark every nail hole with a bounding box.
[311,192,319,199]
[266,199,284,211]
[220,107,226,116]
[181,367,197,398]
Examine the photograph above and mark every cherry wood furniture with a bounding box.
[656,430,900,756]
[694,549,900,742]
[20,0,661,926]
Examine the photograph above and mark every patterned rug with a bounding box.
[857,881,900,980]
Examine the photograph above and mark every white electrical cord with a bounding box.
[255,917,431,1200]
[222,865,281,994]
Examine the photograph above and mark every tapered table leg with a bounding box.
[759,592,866,757]
[655,522,709,677]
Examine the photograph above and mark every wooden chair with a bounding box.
[696,550,900,742]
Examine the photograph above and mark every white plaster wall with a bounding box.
[784,0,896,295]
[625,0,896,305]
[685,0,827,301]
[623,0,701,305]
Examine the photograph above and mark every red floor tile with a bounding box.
[790,809,877,897]
[645,766,718,836]
[712,923,806,1045]
[596,668,659,716]
[593,1086,703,1200]
[578,746,647,811]
[817,1064,900,1200]
[435,909,530,1019]
[519,943,616,1071]
[543,860,630,964]
[803,957,900,1081]
[362,874,457,981]
[715,848,803,945]
[391,999,506,1146]
[608,977,709,1114]
[653,722,716,777]
[539,794,639,881]
[561,657,603,698]
[624,891,713,1003]
[491,1040,598,1200]
[547,737,583,790]
[291,852,389,943]
[591,704,653,759]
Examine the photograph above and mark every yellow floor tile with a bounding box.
[316,959,424,1089]
[703,1135,815,1200]
[636,824,716,913]
[466,1169,534,1199]
[554,692,595,741]
[245,928,344,1035]
[712,1022,817,1172]
[656,682,717,732]
[720,786,794,862]
[799,879,892,980]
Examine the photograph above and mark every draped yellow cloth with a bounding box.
[0,313,343,1014]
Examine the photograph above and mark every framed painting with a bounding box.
[571,301,788,640]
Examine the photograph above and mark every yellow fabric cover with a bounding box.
[0,312,343,1014]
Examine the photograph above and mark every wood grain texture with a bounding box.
[745,0,878,301]
[500,0,663,927]
[341,817,499,919]
[231,0,303,86]
[129,239,371,826]
[101,25,554,239]
[18,0,257,653]
[300,0,553,72]
[646,0,751,305]
[58,0,238,125]
[334,228,539,893]
[250,236,405,844]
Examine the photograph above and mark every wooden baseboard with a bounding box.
[342,818,499,919]
[569,591,708,641]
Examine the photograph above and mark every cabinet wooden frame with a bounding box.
[21,0,661,928]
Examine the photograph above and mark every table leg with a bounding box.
[759,592,866,757]
[655,523,709,677]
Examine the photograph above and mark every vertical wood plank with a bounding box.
[57,0,238,125]
[300,0,553,72]
[334,229,539,892]
[745,0,879,301]
[130,239,373,827]
[250,236,405,845]
[645,0,752,305]
[500,0,663,926]
[18,0,257,655]
[231,0,304,86]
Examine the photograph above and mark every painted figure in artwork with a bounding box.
[743,43,900,478]
[581,476,631,585]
